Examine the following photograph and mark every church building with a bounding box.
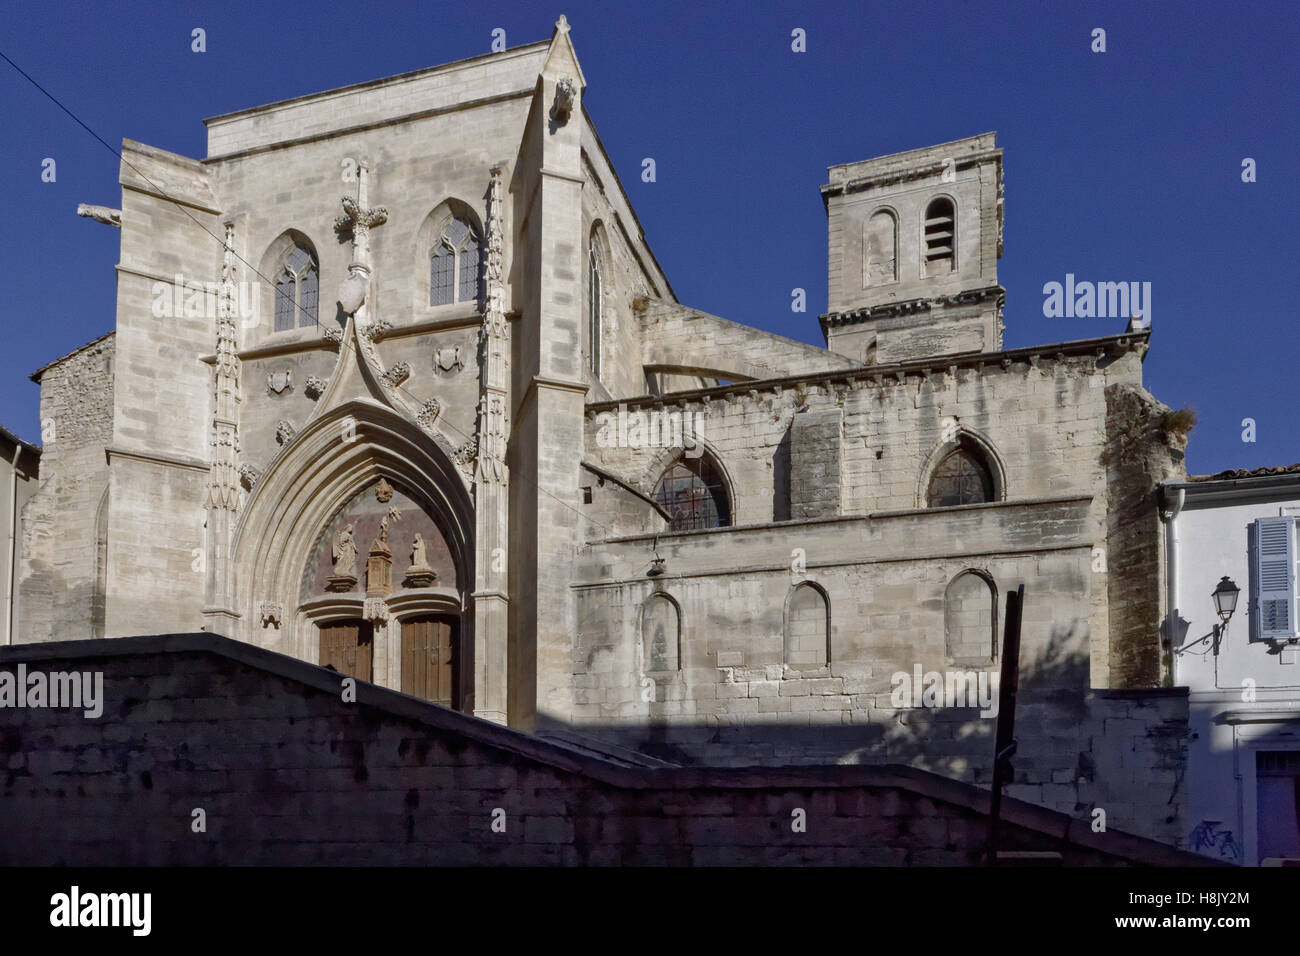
[17,17,1194,845]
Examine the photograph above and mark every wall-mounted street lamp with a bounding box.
[1211,576,1241,655]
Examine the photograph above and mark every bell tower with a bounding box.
[819,132,1004,364]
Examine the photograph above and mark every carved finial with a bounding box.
[555,14,570,35]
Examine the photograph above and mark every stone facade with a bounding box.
[16,19,1190,847]
[0,425,40,646]
[20,334,114,643]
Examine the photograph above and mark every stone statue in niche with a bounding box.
[367,519,393,596]
[404,532,438,588]
[327,523,359,591]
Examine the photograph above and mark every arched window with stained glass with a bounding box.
[926,439,995,507]
[430,218,481,307]
[653,455,732,531]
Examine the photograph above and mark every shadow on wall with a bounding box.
[543,618,1189,845]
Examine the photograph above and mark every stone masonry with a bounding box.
[16,19,1191,852]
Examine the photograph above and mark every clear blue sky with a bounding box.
[1,0,1295,474]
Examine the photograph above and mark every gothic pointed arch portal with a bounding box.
[227,400,476,712]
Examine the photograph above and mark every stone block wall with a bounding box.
[0,634,1206,866]
[18,334,115,643]
[1103,383,1187,687]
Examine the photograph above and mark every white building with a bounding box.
[1163,465,1300,865]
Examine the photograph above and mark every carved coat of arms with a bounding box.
[267,370,293,395]
[434,346,464,374]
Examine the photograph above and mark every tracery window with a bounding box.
[926,443,994,507]
[274,245,319,331]
[653,456,731,531]
[430,218,481,306]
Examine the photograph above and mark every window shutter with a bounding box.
[1255,517,1297,639]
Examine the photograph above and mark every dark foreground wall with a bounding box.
[0,634,1212,866]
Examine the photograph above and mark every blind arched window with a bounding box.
[430,218,481,307]
[653,456,731,531]
[945,571,997,665]
[785,583,830,668]
[642,593,680,673]
[274,245,319,331]
[864,209,897,286]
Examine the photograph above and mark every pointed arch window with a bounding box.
[923,197,956,277]
[926,440,995,507]
[274,245,319,331]
[653,456,731,531]
[589,244,603,378]
[430,218,481,307]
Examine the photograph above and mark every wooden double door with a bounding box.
[318,614,458,708]
[401,614,457,708]
[319,619,374,682]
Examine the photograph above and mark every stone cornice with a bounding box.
[820,147,1002,203]
[540,167,586,186]
[105,445,209,473]
[586,332,1150,416]
[588,493,1093,548]
[819,285,1006,332]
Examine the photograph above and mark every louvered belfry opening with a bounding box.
[923,197,956,276]
[402,614,458,708]
[318,619,374,682]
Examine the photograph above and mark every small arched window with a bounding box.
[926,440,994,507]
[945,571,997,665]
[642,593,680,673]
[923,197,956,277]
[785,583,830,668]
[430,218,481,307]
[588,243,603,378]
[864,209,897,286]
[274,245,319,331]
[653,456,731,531]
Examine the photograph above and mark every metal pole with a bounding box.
[985,584,1024,864]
